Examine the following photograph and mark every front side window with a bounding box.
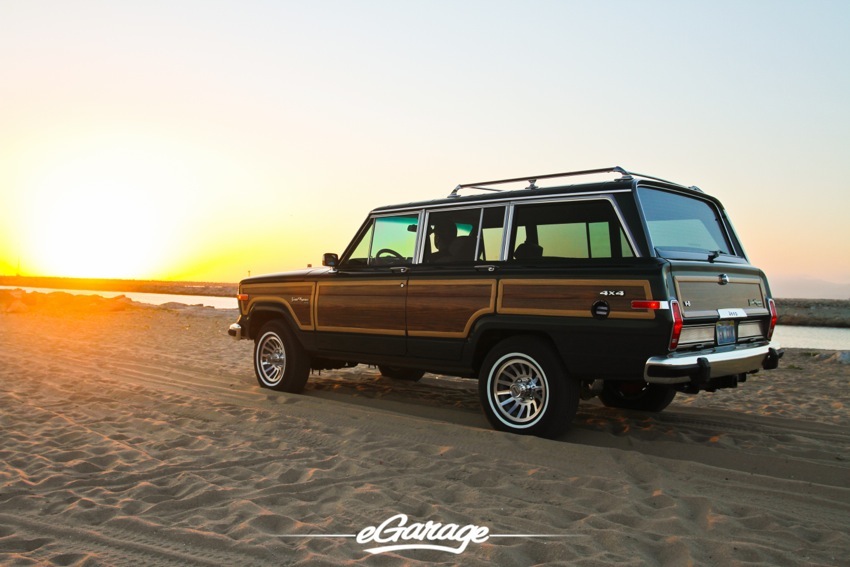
[638,188,734,257]
[510,199,634,260]
[343,214,419,267]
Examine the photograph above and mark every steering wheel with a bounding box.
[375,248,404,259]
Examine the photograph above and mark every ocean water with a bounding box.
[772,325,849,351]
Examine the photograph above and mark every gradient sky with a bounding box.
[1,1,848,296]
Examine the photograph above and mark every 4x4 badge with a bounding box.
[598,290,625,296]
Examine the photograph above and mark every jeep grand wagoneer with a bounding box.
[229,167,782,437]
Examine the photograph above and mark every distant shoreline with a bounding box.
[0,276,237,298]
[774,298,850,328]
[1,275,848,328]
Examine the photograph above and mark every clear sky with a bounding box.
[1,1,848,297]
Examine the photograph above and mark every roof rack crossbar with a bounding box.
[452,184,504,194]
[448,166,631,197]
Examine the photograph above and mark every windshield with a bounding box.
[638,187,736,258]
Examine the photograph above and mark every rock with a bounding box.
[5,299,29,313]
[104,295,133,311]
[159,302,190,310]
[776,299,850,328]
[0,290,141,314]
[818,351,850,364]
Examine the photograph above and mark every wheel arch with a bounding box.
[248,304,301,342]
[470,327,564,379]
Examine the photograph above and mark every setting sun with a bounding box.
[7,128,209,280]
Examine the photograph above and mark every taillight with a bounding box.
[669,300,683,350]
[630,299,682,350]
[631,300,664,310]
[767,298,778,340]
[237,293,249,302]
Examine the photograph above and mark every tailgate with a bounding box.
[670,264,772,347]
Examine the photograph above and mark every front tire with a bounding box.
[253,321,310,393]
[478,337,578,438]
[598,381,676,412]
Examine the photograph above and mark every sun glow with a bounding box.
[12,131,198,279]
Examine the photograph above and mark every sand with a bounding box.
[1,291,849,566]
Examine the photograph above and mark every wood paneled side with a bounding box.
[407,280,496,338]
[498,279,654,319]
[316,281,406,335]
[243,282,316,330]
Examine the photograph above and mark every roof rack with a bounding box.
[447,166,693,197]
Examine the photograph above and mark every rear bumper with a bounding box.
[644,342,783,384]
[228,323,243,340]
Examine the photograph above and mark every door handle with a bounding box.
[475,265,498,272]
[390,266,409,274]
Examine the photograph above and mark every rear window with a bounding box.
[510,199,634,260]
[638,188,735,258]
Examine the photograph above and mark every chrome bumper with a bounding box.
[644,342,782,384]
[228,323,243,340]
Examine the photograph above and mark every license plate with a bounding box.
[716,321,736,345]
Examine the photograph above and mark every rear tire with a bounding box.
[599,381,676,412]
[253,321,310,393]
[378,365,425,382]
[478,336,578,438]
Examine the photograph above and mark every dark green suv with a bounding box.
[229,167,782,437]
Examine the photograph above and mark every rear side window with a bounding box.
[423,206,506,264]
[638,188,733,256]
[510,199,634,260]
[424,209,479,264]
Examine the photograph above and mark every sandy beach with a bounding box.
[1,291,849,566]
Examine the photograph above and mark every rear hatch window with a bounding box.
[638,187,770,334]
[638,187,743,262]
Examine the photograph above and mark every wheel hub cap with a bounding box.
[491,356,548,425]
[510,377,537,401]
[268,352,286,367]
[258,333,287,385]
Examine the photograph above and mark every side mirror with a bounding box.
[322,253,339,268]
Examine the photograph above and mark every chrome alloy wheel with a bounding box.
[257,331,287,386]
[478,336,575,437]
[489,354,549,427]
